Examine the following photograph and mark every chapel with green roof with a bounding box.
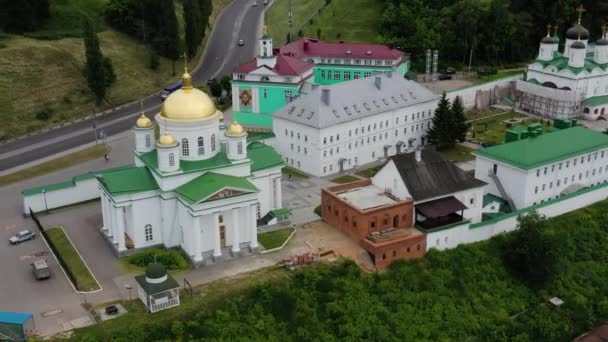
[96,68,285,264]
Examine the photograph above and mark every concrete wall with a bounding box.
[426,181,608,251]
[447,74,522,109]
[23,178,100,215]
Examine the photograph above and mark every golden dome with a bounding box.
[135,113,153,128]
[226,121,246,137]
[160,69,217,121]
[158,132,177,146]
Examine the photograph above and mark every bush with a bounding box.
[35,108,53,121]
[314,205,321,216]
[126,248,190,270]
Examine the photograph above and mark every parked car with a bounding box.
[438,74,453,80]
[160,81,183,101]
[31,259,51,280]
[238,39,244,46]
[9,229,35,244]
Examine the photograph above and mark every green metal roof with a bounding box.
[99,167,159,195]
[270,208,291,217]
[176,172,258,205]
[474,126,608,170]
[584,95,608,107]
[22,165,134,196]
[233,112,273,127]
[482,193,511,213]
[535,53,608,75]
[135,273,179,294]
[138,149,233,175]
[247,132,275,143]
[248,142,285,172]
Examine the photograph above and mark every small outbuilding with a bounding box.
[135,262,180,313]
[0,311,35,341]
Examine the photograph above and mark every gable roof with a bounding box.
[273,73,437,128]
[584,95,608,107]
[234,54,313,76]
[473,126,608,170]
[175,172,258,205]
[280,38,403,60]
[248,142,285,172]
[535,52,608,75]
[98,167,159,195]
[390,149,486,201]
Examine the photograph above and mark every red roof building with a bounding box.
[280,37,404,61]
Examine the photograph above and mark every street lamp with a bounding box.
[42,189,48,213]
[125,284,133,301]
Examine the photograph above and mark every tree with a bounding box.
[83,18,107,105]
[501,210,557,287]
[427,92,455,149]
[159,0,180,75]
[103,57,117,87]
[184,0,203,59]
[450,96,469,142]
[220,76,232,97]
[0,0,50,32]
[208,79,223,98]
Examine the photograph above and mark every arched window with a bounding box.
[169,153,175,166]
[211,134,216,151]
[145,135,151,148]
[145,224,153,241]
[198,137,205,155]
[182,139,189,156]
[237,141,243,154]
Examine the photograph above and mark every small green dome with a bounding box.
[145,262,167,279]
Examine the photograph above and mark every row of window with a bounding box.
[181,136,217,157]
[535,151,606,177]
[315,57,394,66]
[534,166,608,194]
[319,70,372,81]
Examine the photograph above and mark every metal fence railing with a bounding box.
[29,208,79,290]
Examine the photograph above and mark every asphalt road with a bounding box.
[0,0,266,172]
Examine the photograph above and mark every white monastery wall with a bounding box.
[22,178,99,215]
[447,74,522,109]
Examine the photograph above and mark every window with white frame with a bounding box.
[198,137,205,155]
[237,141,243,154]
[211,134,216,151]
[182,139,189,156]
[169,153,175,166]
[145,224,153,242]
[145,135,151,148]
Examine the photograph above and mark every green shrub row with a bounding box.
[126,248,190,270]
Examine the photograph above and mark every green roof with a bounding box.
[176,172,258,205]
[584,95,608,107]
[99,167,159,195]
[474,126,608,170]
[138,149,233,175]
[233,112,273,127]
[482,193,511,213]
[248,142,285,172]
[135,273,179,294]
[247,132,275,143]
[271,208,291,217]
[527,78,540,85]
[535,53,608,75]
[22,165,134,196]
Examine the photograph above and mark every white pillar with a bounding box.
[274,177,282,209]
[193,216,203,262]
[249,204,259,249]
[231,209,240,253]
[212,213,221,257]
[111,205,118,242]
[101,194,108,230]
[116,207,126,251]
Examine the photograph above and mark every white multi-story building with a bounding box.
[273,73,438,177]
[516,8,608,120]
[474,125,608,210]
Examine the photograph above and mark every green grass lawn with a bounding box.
[258,227,295,250]
[267,0,382,45]
[436,145,475,162]
[46,227,100,292]
[73,266,291,340]
[0,144,108,187]
[355,164,383,178]
[0,0,230,142]
[282,167,309,179]
[467,111,550,145]
[331,175,361,184]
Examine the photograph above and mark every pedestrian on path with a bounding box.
[104,153,109,161]
[288,175,292,182]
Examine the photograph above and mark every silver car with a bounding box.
[9,229,35,244]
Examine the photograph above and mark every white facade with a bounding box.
[475,148,608,210]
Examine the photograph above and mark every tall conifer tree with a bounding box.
[184,0,202,59]
[83,18,107,105]
[451,96,469,142]
[427,92,454,149]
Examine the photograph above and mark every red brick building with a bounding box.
[321,179,426,269]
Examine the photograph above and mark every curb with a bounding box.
[260,227,297,254]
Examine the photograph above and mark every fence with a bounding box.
[29,208,79,290]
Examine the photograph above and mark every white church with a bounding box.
[97,68,285,264]
[517,6,608,120]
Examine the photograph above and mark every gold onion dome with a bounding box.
[158,132,177,146]
[161,67,217,121]
[135,112,153,128]
[226,121,246,136]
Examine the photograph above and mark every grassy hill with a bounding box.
[0,0,230,141]
[267,0,383,46]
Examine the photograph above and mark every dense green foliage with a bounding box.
[83,18,114,105]
[184,0,213,58]
[0,0,50,32]
[380,0,608,68]
[428,93,468,148]
[126,248,190,270]
[72,200,608,341]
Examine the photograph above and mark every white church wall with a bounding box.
[23,178,100,215]
[250,169,281,216]
[199,214,216,253]
[130,196,162,248]
[160,196,180,248]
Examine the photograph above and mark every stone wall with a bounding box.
[447,74,523,110]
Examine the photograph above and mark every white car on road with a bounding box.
[9,229,35,244]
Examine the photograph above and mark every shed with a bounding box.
[0,312,34,341]
[135,262,180,313]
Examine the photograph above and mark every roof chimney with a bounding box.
[415,149,422,162]
[374,76,382,90]
[321,89,331,106]
[303,40,309,50]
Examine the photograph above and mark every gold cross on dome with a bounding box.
[182,52,188,73]
[576,5,586,24]
[547,24,552,36]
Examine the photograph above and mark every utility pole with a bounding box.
[288,0,293,42]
